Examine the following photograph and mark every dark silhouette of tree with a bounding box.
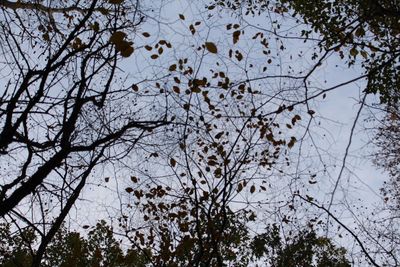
[212,0,400,104]
[0,1,170,265]
[0,221,150,267]
[1,0,399,266]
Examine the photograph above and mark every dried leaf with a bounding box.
[169,64,177,71]
[250,185,256,194]
[170,158,177,167]
[205,42,218,54]
[125,187,133,193]
[109,0,124,4]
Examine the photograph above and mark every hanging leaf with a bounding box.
[307,110,315,116]
[349,47,358,57]
[173,86,180,94]
[109,31,126,43]
[233,30,241,44]
[125,187,133,193]
[205,42,218,54]
[189,25,196,35]
[250,185,256,194]
[109,0,124,4]
[169,64,177,71]
[288,137,297,148]
[132,84,139,92]
[179,14,185,20]
[120,45,134,57]
[170,158,177,167]
[214,132,223,139]
[237,183,243,192]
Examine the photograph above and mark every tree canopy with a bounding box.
[0,0,399,266]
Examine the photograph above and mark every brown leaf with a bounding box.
[173,86,180,94]
[250,185,256,194]
[205,42,218,54]
[307,110,315,116]
[233,30,241,44]
[214,132,223,139]
[120,45,134,57]
[109,0,124,4]
[125,187,133,193]
[109,31,126,44]
[169,64,177,71]
[132,84,139,92]
[237,183,243,192]
[189,24,196,35]
[170,158,177,167]
[288,136,297,149]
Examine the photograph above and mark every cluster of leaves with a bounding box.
[0,221,149,267]
[252,225,351,267]
[212,0,400,104]
[0,0,398,265]
[0,220,350,267]
[282,0,400,105]
[374,107,400,208]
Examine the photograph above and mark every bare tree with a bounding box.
[0,1,170,265]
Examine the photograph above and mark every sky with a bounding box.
[1,0,393,265]
[59,1,394,263]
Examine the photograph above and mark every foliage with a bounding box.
[0,221,350,267]
[0,221,149,267]
[212,0,400,105]
[0,0,168,265]
[374,107,400,208]
[0,0,398,266]
[256,226,351,267]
